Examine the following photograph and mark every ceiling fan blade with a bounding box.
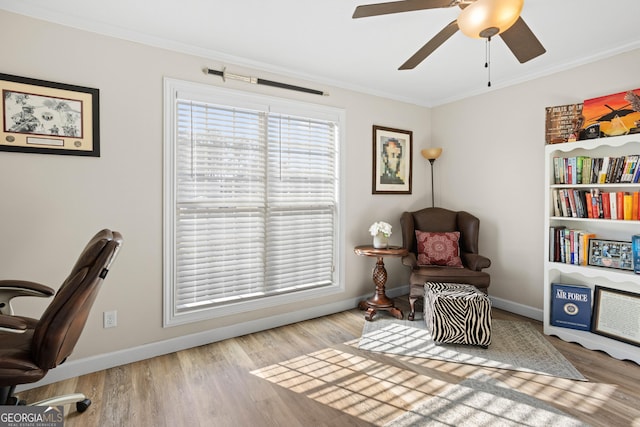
[499,17,546,63]
[399,20,459,70]
[353,0,453,18]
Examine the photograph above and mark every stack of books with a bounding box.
[549,226,595,265]
[552,189,640,220]
[553,155,640,185]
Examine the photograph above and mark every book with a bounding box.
[622,155,638,182]
[567,189,578,217]
[633,235,640,274]
[585,191,593,218]
[624,193,633,220]
[609,192,617,220]
[592,158,602,183]
[550,283,592,331]
[550,226,566,262]
[591,188,603,218]
[567,159,574,184]
[633,163,640,183]
[598,157,610,183]
[553,157,562,184]
[581,233,596,265]
[616,191,625,219]
[601,192,611,219]
[559,190,569,217]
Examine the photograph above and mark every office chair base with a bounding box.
[31,393,91,413]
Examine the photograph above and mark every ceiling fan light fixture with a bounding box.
[457,0,524,39]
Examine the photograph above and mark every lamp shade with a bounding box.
[421,147,442,160]
[457,0,524,39]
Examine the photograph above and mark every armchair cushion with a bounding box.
[415,230,463,267]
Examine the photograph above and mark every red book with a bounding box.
[602,192,611,219]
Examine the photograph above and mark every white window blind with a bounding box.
[164,80,342,325]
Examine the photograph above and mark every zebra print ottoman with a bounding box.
[424,282,492,347]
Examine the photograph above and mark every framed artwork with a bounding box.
[587,239,633,271]
[579,88,640,139]
[592,286,640,347]
[544,103,583,144]
[372,125,412,194]
[0,73,100,157]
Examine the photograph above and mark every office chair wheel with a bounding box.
[5,396,26,406]
[76,398,91,413]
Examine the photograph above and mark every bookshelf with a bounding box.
[544,134,640,364]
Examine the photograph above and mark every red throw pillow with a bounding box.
[415,230,463,267]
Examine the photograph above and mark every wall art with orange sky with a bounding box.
[580,88,640,139]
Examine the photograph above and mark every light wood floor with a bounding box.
[16,297,640,427]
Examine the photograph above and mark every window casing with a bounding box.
[163,79,344,326]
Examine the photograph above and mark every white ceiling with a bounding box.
[2,0,640,107]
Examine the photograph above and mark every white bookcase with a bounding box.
[544,134,640,364]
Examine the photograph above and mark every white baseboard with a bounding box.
[18,284,540,392]
[490,295,543,322]
[18,291,375,391]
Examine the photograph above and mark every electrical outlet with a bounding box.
[103,310,117,328]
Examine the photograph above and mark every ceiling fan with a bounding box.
[352,0,546,70]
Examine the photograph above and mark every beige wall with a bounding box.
[0,10,430,360]
[2,9,639,368]
[432,48,640,307]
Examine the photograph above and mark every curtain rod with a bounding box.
[204,68,328,97]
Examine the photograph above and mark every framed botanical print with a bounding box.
[372,125,412,194]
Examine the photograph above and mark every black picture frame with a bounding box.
[0,73,100,157]
[372,125,412,194]
[587,238,633,271]
[591,286,640,347]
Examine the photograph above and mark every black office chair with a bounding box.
[0,229,122,413]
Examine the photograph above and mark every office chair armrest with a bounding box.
[463,253,491,271]
[0,280,55,315]
[0,314,28,333]
[0,280,55,297]
[402,253,418,269]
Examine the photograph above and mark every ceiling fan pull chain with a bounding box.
[485,37,491,87]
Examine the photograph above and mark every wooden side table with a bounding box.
[354,245,408,321]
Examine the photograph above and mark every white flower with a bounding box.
[369,221,392,237]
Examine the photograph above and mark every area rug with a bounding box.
[359,316,586,381]
[384,372,589,427]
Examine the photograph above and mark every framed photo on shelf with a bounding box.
[592,286,640,347]
[0,73,100,157]
[372,125,412,194]
[587,239,633,271]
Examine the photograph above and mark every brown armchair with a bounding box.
[401,207,491,320]
[0,229,122,413]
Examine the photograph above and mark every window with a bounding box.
[163,78,344,326]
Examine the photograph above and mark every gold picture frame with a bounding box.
[372,125,412,194]
[0,73,99,156]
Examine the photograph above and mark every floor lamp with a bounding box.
[421,148,443,208]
